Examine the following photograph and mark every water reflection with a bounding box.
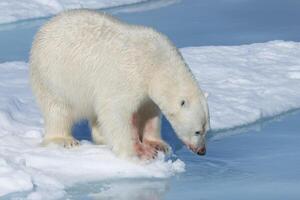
[69,179,169,200]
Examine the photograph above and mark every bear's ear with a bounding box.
[204,92,209,99]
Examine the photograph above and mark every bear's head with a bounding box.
[149,62,210,156]
[166,84,210,156]
[146,35,210,155]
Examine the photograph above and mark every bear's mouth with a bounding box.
[186,143,206,156]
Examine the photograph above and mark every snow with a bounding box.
[182,40,300,130]
[0,0,148,25]
[0,40,300,197]
[0,159,33,196]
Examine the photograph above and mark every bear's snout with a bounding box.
[197,146,206,156]
[186,143,206,156]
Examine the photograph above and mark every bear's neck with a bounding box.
[148,65,192,115]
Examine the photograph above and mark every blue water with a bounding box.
[1,0,300,62]
[1,0,300,199]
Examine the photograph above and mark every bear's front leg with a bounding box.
[131,112,158,159]
[142,115,170,154]
[98,110,157,160]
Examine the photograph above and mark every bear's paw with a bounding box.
[42,137,80,148]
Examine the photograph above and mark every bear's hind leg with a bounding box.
[31,71,79,148]
[42,101,79,148]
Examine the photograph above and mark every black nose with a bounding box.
[197,147,206,156]
[195,131,200,135]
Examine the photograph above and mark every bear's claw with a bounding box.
[134,141,158,160]
[143,139,170,154]
[43,137,80,148]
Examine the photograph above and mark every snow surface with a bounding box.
[0,40,300,197]
[182,40,300,130]
[0,0,147,25]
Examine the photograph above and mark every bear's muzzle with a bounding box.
[186,143,206,156]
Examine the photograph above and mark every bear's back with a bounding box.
[32,10,127,59]
[31,9,172,72]
[30,10,180,86]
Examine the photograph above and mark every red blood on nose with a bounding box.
[197,146,206,156]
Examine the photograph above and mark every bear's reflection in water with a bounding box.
[84,179,168,200]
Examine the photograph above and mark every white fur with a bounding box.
[29,9,209,159]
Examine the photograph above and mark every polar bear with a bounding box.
[29,10,210,159]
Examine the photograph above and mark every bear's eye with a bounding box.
[180,100,185,107]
